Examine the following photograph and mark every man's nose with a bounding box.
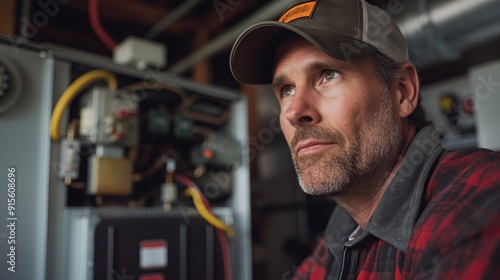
[284,87,320,127]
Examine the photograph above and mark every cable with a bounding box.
[89,0,118,50]
[184,188,235,238]
[176,173,235,236]
[176,173,210,206]
[132,157,164,182]
[50,70,117,141]
[216,228,232,280]
[176,173,233,280]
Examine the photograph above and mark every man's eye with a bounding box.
[281,86,295,97]
[321,70,340,83]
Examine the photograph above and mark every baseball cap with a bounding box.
[229,0,409,84]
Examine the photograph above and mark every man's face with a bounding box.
[272,37,402,196]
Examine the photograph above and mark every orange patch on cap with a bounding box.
[279,1,317,23]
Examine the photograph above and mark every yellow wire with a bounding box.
[185,188,235,238]
[50,70,118,141]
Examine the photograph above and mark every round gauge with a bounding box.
[0,56,22,115]
[0,65,11,97]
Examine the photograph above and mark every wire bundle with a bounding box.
[50,69,234,280]
[50,70,117,141]
[175,173,233,280]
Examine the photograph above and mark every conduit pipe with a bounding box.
[146,0,203,39]
[169,0,500,74]
[393,0,500,69]
[168,0,295,74]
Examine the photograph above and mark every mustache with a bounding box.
[291,126,345,151]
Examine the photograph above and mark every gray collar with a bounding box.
[326,125,444,254]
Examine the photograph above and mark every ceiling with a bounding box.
[22,0,257,54]
[18,0,271,86]
[16,0,500,87]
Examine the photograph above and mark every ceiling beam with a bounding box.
[67,0,181,28]
[0,0,16,35]
[168,0,295,74]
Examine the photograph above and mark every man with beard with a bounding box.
[230,0,500,279]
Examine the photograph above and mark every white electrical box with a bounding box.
[113,36,167,70]
[469,59,500,151]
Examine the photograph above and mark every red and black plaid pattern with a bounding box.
[293,149,500,279]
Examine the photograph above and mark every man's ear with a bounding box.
[396,63,420,118]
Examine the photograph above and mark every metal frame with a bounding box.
[0,36,252,280]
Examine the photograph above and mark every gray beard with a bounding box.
[292,93,401,196]
[293,131,362,196]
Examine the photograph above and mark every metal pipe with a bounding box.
[393,0,500,69]
[15,38,244,102]
[19,0,33,38]
[168,0,295,74]
[430,0,500,51]
[169,0,500,74]
[145,0,202,39]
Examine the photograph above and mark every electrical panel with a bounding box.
[420,75,478,150]
[63,208,233,280]
[0,37,251,280]
[420,62,500,151]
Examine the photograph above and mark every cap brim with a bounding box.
[230,21,376,84]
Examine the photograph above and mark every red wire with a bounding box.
[175,173,212,209]
[88,0,117,50]
[174,173,232,280]
[217,228,232,280]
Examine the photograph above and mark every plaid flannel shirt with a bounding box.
[293,125,500,280]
